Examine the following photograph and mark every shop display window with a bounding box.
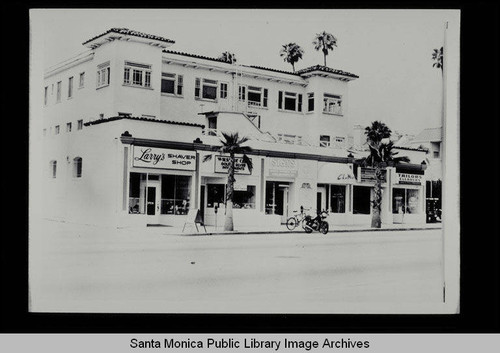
[233,185,256,209]
[393,188,420,214]
[161,175,191,215]
[128,172,143,214]
[330,185,346,213]
[207,184,225,208]
[353,185,371,214]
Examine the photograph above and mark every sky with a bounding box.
[31,9,459,136]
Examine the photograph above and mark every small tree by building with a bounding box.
[279,43,304,72]
[218,51,237,64]
[313,31,338,66]
[358,121,410,228]
[203,132,253,231]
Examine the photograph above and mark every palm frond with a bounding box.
[241,154,253,172]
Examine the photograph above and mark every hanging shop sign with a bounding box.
[214,156,252,175]
[360,167,387,183]
[396,173,423,185]
[132,146,196,171]
[267,157,298,178]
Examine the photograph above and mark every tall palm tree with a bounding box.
[313,31,338,66]
[218,51,237,64]
[359,121,410,228]
[203,132,253,231]
[279,43,304,72]
[432,47,443,72]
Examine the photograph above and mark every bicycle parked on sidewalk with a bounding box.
[286,206,309,230]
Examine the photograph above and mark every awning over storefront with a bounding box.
[317,163,355,184]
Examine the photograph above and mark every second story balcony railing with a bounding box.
[247,100,262,108]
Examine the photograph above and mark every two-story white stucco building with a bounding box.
[41,28,428,228]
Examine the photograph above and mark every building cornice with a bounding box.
[44,51,94,79]
[84,116,205,128]
[120,136,354,164]
[83,28,175,49]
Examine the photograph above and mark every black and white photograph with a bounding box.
[28,8,461,316]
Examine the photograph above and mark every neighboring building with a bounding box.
[398,127,442,222]
[41,27,428,228]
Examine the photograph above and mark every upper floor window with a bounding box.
[50,160,57,178]
[238,85,246,102]
[307,93,314,112]
[56,81,62,102]
[73,157,83,178]
[246,86,268,108]
[44,86,48,106]
[278,91,302,112]
[123,61,152,88]
[320,135,330,147]
[220,82,228,99]
[195,78,217,101]
[77,119,83,130]
[79,72,85,88]
[323,93,342,115]
[68,77,74,98]
[66,122,72,133]
[431,142,440,158]
[55,125,60,135]
[97,61,110,88]
[161,72,183,95]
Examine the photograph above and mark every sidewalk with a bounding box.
[150,222,443,236]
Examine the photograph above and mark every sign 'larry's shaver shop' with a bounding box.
[133,147,196,170]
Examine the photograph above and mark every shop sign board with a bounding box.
[396,173,423,185]
[214,156,252,175]
[360,167,387,183]
[317,162,355,184]
[268,157,298,178]
[133,147,196,171]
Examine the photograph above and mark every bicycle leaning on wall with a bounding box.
[286,206,309,230]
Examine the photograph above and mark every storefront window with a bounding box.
[393,188,420,214]
[330,185,346,213]
[353,185,371,214]
[129,172,144,214]
[265,181,286,215]
[233,185,256,209]
[207,184,225,208]
[393,188,405,214]
[161,175,191,215]
[407,189,420,214]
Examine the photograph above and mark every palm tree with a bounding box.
[432,47,443,72]
[203,132,253,231]
[218,51,237,64]
[279,43,304,72]
[313,31,338,66]
[359,121,410,228]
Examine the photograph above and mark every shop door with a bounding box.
[317,186,326,212]
[146,185,159,219]
[200,185,205,222]
[278,186,289,224]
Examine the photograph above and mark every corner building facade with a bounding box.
[41,28,427,228]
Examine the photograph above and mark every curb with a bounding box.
[176,226,443,237]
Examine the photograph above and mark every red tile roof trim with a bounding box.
[83,116,205,128]
[83,28,175,46]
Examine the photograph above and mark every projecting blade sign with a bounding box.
[133,146,196,171]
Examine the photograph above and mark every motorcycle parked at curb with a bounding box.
[302,209,329,234]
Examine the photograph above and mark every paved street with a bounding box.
[29,221,444,314]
